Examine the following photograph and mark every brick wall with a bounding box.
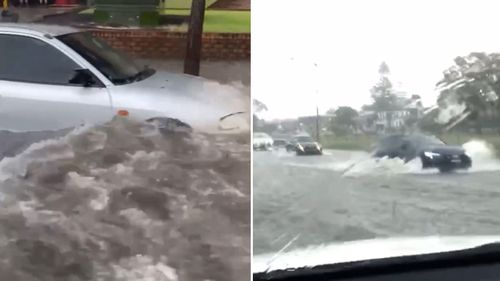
[89,29,250,60]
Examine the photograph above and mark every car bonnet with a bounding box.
[110,70,249,133]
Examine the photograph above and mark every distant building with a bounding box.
[360,95,424,134]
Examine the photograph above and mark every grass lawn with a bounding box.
[80,8,250,33]
[161,0,218,9]
[161,9,250,33]
[321,135,376,151]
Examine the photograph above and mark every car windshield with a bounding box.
[57,32,153,85]
[252,0,500,273]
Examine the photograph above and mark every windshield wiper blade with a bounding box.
[254,242,500,281]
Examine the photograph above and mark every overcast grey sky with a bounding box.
[252,0,500,120]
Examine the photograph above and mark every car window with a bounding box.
[0,34,80,85]
[57,32,146,85]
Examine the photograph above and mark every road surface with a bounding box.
[253,144,500,256]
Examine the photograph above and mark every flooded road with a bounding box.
[0,118,250,281]
[253,143,500,256]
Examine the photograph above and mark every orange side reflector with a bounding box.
[117,110,129,117]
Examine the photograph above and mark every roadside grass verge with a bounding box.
[80,8,250,33]
[320,135,376,151]
[160,9,250,33]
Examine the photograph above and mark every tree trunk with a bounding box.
[184,0,206,76]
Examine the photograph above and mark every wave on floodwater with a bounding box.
[0,117,250,281]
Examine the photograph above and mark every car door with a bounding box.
[0,33,113,132]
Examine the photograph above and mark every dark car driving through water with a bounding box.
[286,135,323,155]
[373,134,472,172]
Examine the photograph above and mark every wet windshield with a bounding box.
[57,32,153,85]
[253,0,500,272]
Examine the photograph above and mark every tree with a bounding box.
[184,0,206,75]
[365,62,402,111]
[333,106,358,128]
[253,99,268,131]
[436,52,500,133]
[253,99,268,113]
[328,106,358,135]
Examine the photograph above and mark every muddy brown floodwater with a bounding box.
[0,118,250,281]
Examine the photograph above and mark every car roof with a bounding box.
[0,23,79,37]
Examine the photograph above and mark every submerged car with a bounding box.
[286,135,322,155]
[373,134,472,172]
[0,24,248,134]
[254,132,273,151]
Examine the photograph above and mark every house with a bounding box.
[360,95,424,134]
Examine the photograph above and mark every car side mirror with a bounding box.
[69,69,98,87]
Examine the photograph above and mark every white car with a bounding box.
[253,132,273,151]
[0,24,249,134]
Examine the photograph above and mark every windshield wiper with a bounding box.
[131,67,150,82]
[254,242,500,281]
[118,66,154,84]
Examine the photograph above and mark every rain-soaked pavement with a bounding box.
[0,118,250,281]
[253,143,500,256]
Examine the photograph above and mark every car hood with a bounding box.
[110,71,250,133]
[297,142,318,147]
[422,145,465,155]
[253,235,500,273]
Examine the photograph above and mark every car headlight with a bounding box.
[315,143,321,150]
[297,144,304,150]
[424,151,441,159]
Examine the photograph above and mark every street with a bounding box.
[253,144,500,256]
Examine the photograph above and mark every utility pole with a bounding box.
[1,0,8,17]
[314,62,320,142]
[1,0,18,22]
[184,0,206,76]
[316,105,320,142]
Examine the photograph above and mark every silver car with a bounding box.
[0,24,249,133]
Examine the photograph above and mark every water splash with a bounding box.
[342,139,500,176]
[341,157,429,177]
[463,140,500,172]
[0,118,250,281]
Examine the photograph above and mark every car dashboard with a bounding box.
[254,244,500,281]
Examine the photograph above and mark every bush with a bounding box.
[140,11,160,26]
[93,10,110,23]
